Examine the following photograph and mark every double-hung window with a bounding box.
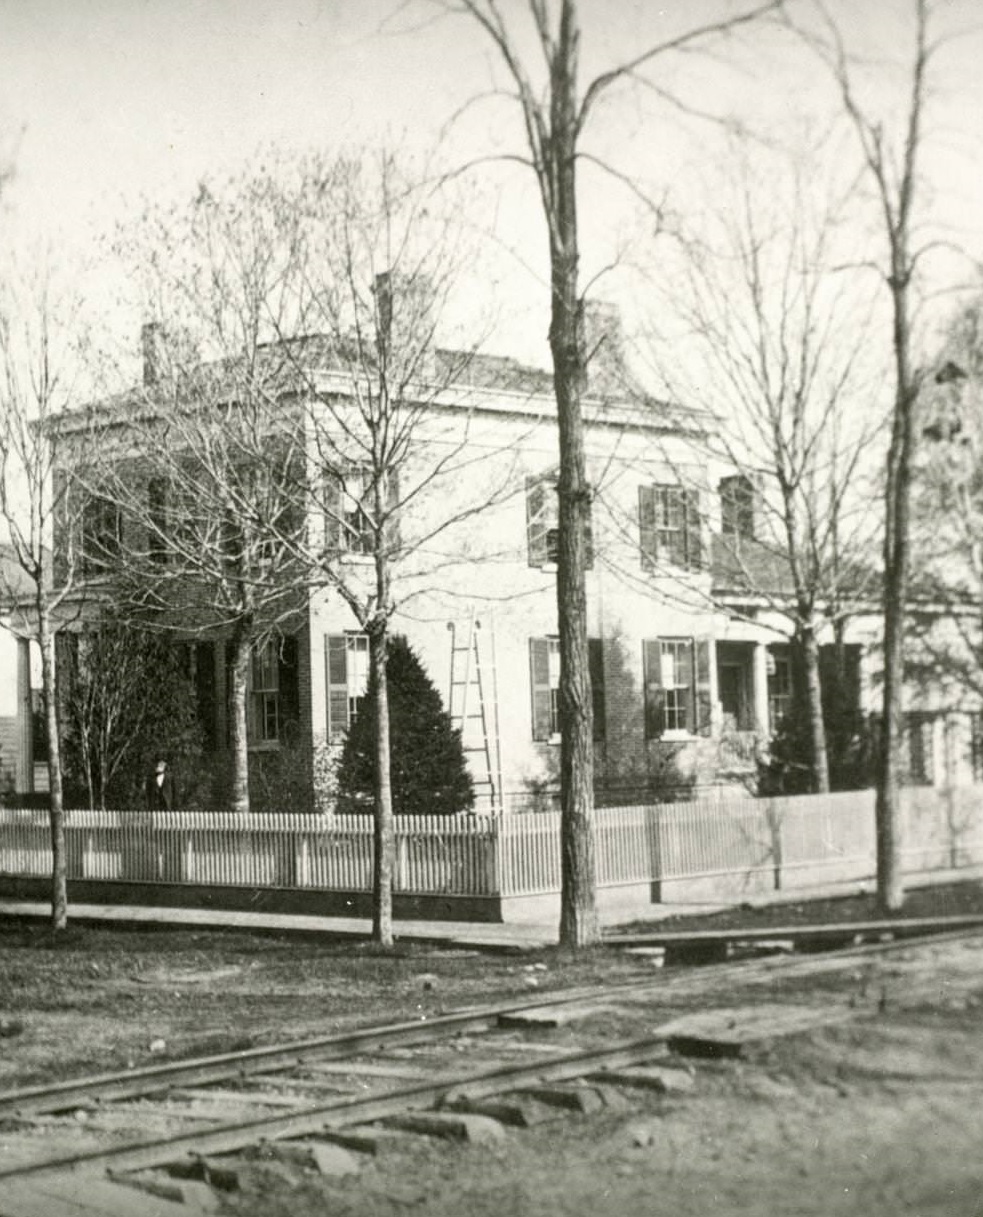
[325,632,370,740]
[767,646,793,731]
[227,635,299,746]
[526,474,593,569]
[529,636,606,742]
[638,484,701,572]
[720,474,756,540]
[643,637,711,739]
[81,494,122,575]
[325,466,399,557]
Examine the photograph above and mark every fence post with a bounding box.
[768,799,783,891]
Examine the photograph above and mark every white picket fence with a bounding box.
[1,786,982,899]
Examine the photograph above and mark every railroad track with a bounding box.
[1,924,980,1217]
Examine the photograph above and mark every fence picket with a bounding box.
[1,787,982,901]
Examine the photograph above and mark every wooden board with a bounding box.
[1,1173,207,1217]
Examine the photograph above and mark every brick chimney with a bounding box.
[580,299,627,395]
[141,322,163,387]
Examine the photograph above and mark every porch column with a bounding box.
[752,643,770,736]
[15,637,33,792]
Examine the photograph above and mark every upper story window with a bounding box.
[147,478,171,566]
[325,466,399,557]
[325,632,370,741]
[525,474,593,569]
[82,494,122,575]
[638,484,701,572]
[720,474,756,540]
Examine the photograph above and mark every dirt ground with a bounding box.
[2,883,983,1216]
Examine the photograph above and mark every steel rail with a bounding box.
[605,912,983,947]
[0,1034,679,1180]
[0,976,669,1119]
[3,923,980,1121]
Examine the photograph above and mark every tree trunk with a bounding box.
[228,630,251,815]
[876,248,918,913]
[549,3,599,949]
[369,626,394,947]
[800,623,830,794]
[876,401,912,913]
[39,614,67,932]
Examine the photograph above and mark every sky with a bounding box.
[1,0,982,376]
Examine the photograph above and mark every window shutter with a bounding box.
[695,638,712,736]
[684,489,703,570]
[279,635,300,738]
[589,637,605,741]
[526,477,549,567]
[643,639,665,739]
[529,637,553,741]
[195,641,217,748]
[384,467,400,554]
[324,471,343,553]
[325,634,349,741]
[638,484,657,571]
[583,499,595,571]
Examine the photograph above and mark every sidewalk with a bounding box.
[1,865,980,951]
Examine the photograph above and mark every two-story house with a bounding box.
[41,309,963,812]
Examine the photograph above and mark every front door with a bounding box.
[718,662,750,732]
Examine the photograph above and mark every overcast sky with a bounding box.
[2,0,982,372]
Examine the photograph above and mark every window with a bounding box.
[82,494,122,574]
[643,637,711,739]
[529,636,606,742]
[768,646,793,731]
[226,636,299,746]
[325,466,399,557]
[326,632,370,740]
[720,474,756,540]
[148,478,170,565]
[178,640,217,748]
[638,484,701,572]
[903,712,934,785]
[526,475,593,569]
[970,713,983,783]
[251,641,281,743]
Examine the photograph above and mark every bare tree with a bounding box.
[449,0,784,947]
[93,177,312,818]
[0,272,89,931]
[790,0,938,911]
[645,151,883,792]
[270,151,520,945]
[907,295,983,699]
[97,152,514,944]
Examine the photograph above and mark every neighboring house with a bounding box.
[35,313,978,810]
[0,545,38,796]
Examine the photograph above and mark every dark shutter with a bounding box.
[324,471,343,553]
[638,484,657,571]
[695,638,712,736]
[196,641,217,748]
[278,635,300,739]
[643,639,665,739]
[684,489,702,570]
[526,477,549,567]
[583,499,595,571]
[529,637,553,741]
[148,478,169,565]
[589,638,605,741]
[325,635,349,741]
[384,467,400,554]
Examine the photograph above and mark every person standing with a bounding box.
[145,759,174,811]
